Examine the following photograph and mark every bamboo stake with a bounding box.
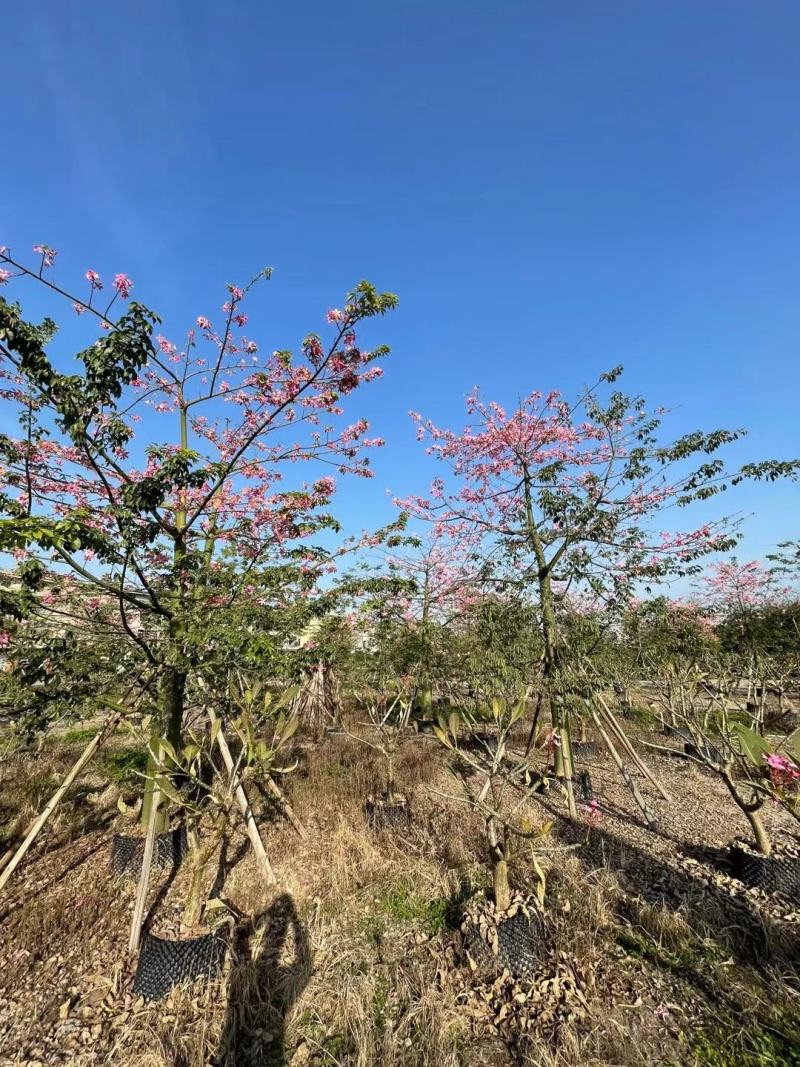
[585,703,659,830]
[128,758,161,954]
[0,712,122,896]
[210,713,275,885]
[578,669,672,803]
[594,693,672,803]
[264,775,307,840]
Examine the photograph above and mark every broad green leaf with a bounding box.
[733,725,773,768]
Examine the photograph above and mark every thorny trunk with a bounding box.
[141,663,187,830]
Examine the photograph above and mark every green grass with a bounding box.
[62,726,103,745]
[692,1030,800,1067]
[96,747,147,783]
[375,882,450,934]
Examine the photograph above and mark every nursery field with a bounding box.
[1,242,798,1067]
[1,708,799,1067]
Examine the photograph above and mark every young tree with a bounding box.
[0,245,397,814]
[399,370,798,816]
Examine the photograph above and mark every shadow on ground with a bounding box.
[215,893,312,1067]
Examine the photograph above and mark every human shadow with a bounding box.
[215,893,312,1067]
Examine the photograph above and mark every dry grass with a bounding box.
[3,726,800,1066]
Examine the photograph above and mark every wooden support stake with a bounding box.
[595,697,672,803]
[209,712,276,885]
[0,712,122,896]
[580,672,672,803]
[264,775,307,840]
[585,703,659,831]
[129,758,161,954]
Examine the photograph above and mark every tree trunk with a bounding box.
[140,669,186,831]
[163,665,187,752]
[555,710,578,819]
[488,817,510,910]
[720,771,772,856]
[492,854,511,911]
[746,808,772,856]
[184,811,226,927]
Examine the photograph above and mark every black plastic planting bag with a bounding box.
[111,824,188,877]
[729,843,800,900]
[132,928,228,1000]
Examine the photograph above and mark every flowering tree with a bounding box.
[375,527,482,710]
[0,245,397,812]
[399,369,798,816]
[701,558,798,729]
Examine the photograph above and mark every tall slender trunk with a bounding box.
[523,473,577,819]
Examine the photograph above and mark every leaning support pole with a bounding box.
[593,692,672,803]
[129,757,161,954]
[209,712,276,885]
[585,702,659,831]
[578,667,672,804]
[0,711,122,896]
[264,775,307,840]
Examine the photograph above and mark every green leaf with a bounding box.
[279,715,299,745]
[732,725,773,768]
[432,725,452,749]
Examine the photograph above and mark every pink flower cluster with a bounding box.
[33,244,57,268]
[765,753,800,792]
[113,273,133,299]
[583,799,603,827]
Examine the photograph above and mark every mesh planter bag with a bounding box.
[111,824,188,878]
[571,740,598,759]
[132,928,228,1000]
[364,795,410,830]
[462,893,546,979]
[729,842,800,900]
[576,770,593,802]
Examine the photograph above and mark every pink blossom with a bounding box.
[33,244,57,268]
[85,269,103,289]
[765,752,800,790]
[0,632,10,649]
[326,308,345,324]
[113,273,133,299]
[245,341,258,354]
[584,799,603,827]
[0,269,10,284]
[73,302,86,315]
[197,316,212,331]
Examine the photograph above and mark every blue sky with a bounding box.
[2,2,798,566]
